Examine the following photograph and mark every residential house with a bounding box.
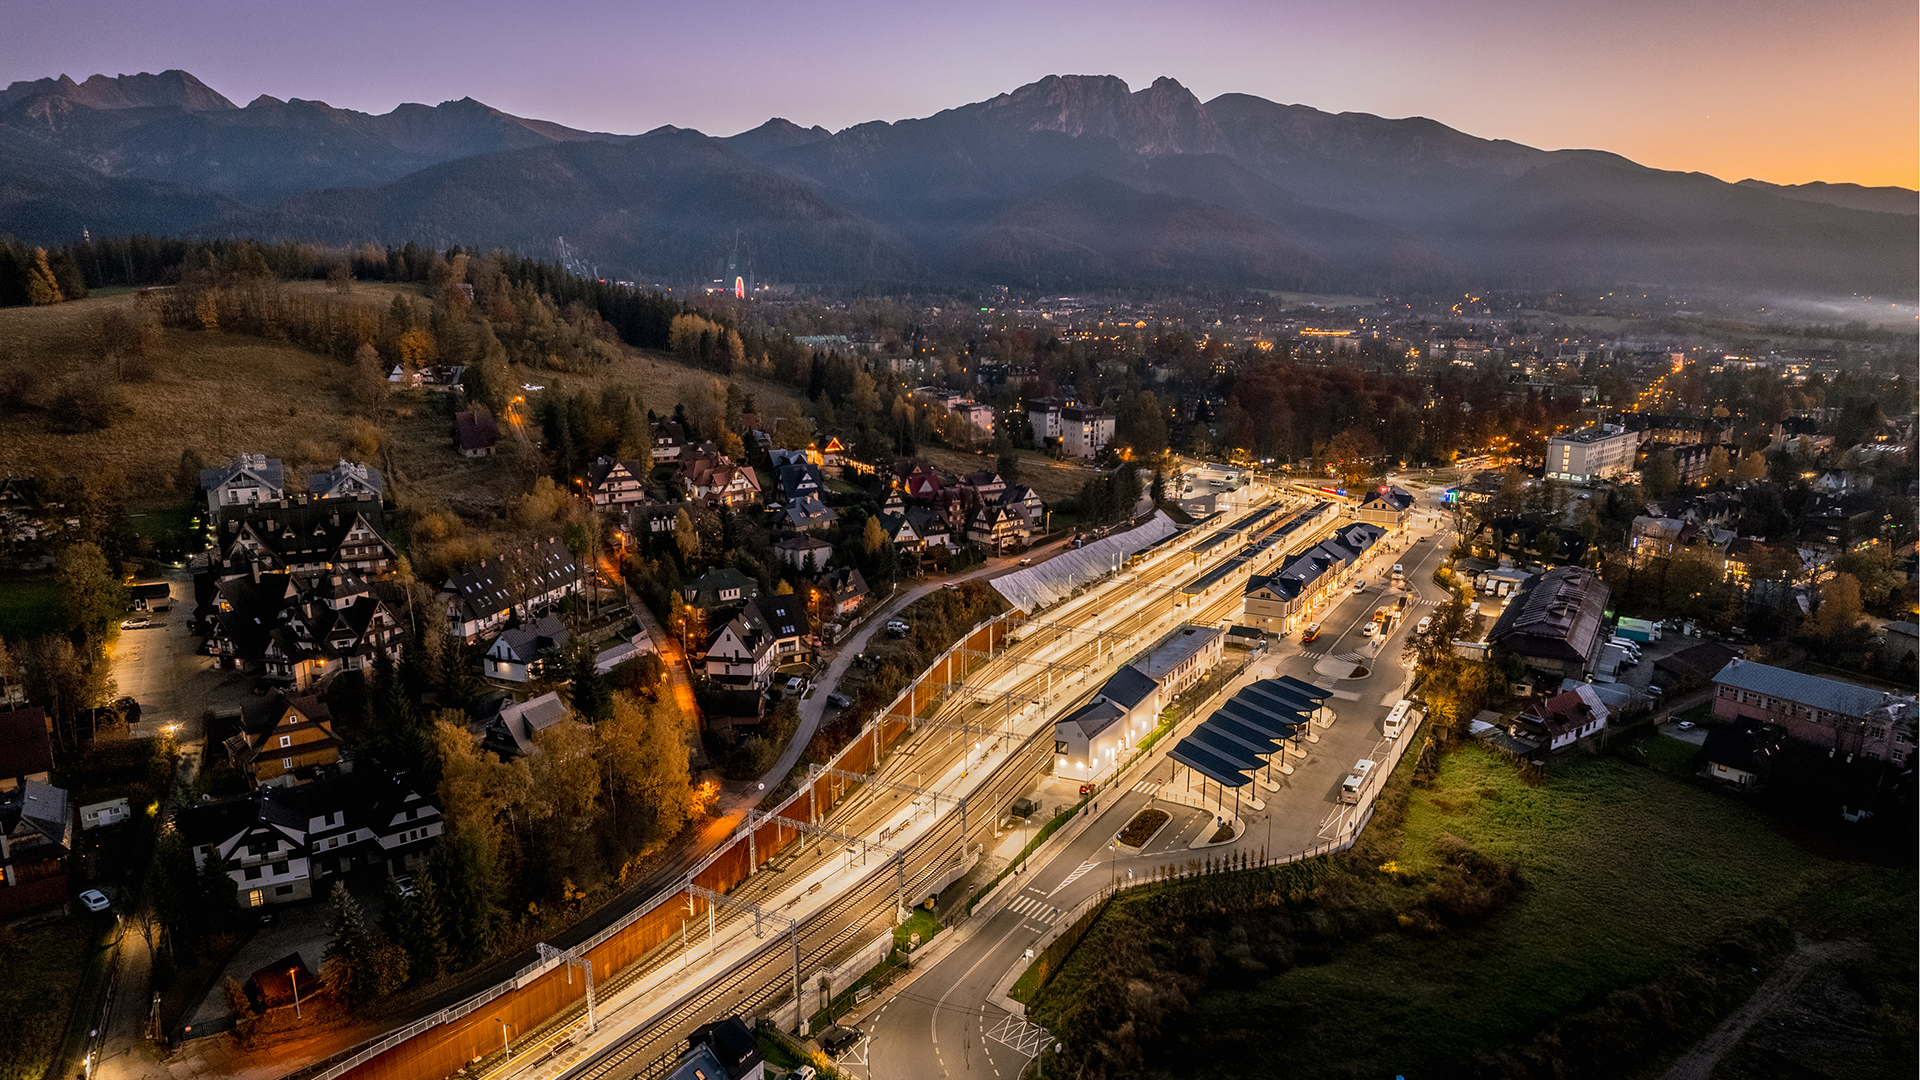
[177,770,441,907]
[878,511,921,550]
[203,570,403,689]
[586,457,650,508]
[620,500,682,538]
[1509,684,1610,751]
[679,449,762,508]
[454,407,500,457]
[701,595,812,690]
[1710,659,1916,765]
[306,460,385,502]
[224,691,341,788]
[958,471,1007,503]
[483,614,570,683]
[1357,485,1414,529]
[208,498,398,578]
[684,568,759,613]
[201,454,285,515]
[440,538,582,642]
[893,460,945,502]
[480,692,574,758]
[651,421,688,461]
[907,506,953,551]
[1486,567,1612,679]
[996,485,1046,530]
[1723,537,1801,587]
[1699,719,1780,788]
[820,567,870,617]
[702,611,774,691]
[773,535,833,571]
[0,779,71,915]
[0,707,52,793]
[1026,397,1063,448]
[966,504,1027,552]
[782,494,838,533]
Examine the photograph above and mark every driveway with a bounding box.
[109,565,251,749]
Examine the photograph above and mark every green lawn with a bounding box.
[0,576,62,641]
[1033,743,1917,1078]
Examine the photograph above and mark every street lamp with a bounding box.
[289,967,302,1019]
[495,1018,516,1062]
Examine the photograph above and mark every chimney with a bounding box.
[251,559,261,584]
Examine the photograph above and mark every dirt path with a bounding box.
[1658,939,1866,1080]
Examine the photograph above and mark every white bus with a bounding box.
[1383,699,1419,738]
[1339,759,1376,804]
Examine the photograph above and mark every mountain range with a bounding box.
[1,69,1913,297]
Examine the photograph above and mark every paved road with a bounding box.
[748,536,1077,806]
[859,499,1458,1080]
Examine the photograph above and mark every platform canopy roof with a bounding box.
[1168,737,1255,788]
[1272,675,1332,701]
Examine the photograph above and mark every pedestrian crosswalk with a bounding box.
[1131,780,1161,796]
[1007,893,1061,923]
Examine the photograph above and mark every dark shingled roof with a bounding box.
[1487,566,1610,665]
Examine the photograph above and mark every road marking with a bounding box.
[1046,860,1098,896]
[1131,780,1160,795]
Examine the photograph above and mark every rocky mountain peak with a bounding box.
[0,69,236,112]
[978,74,1226,157]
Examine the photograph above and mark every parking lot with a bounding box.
[109,567,252,751]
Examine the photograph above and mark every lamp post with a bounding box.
[289,967,302,1019]
[495,1018,516,1062]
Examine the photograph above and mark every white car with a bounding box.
[78,889,110,913]
[784,676,805,694]
[1359,622,1378,638]
[120,618,150,630]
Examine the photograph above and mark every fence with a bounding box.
[308,611,1022,1080]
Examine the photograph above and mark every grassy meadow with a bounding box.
[1031,742,1916,1079]
[0,284,804,516]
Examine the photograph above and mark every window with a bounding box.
[275,884,295,896]
[248,890,264,908]
[283,757,294,770]
[279,735,292,748]
[272,860,289,875]
[244,866,262,880]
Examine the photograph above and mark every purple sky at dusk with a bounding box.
[5,0,1914,188]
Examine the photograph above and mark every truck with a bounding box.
[1338,759,1376,804]
[1616,616,1662,643]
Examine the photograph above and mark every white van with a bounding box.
[1415,615,1432,634]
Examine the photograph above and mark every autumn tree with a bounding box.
[1324,428,1381,491]
[58,542,125,644]
[26,247,63,305]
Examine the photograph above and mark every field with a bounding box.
[0,285,803,515]
[1035,742,1917,1078]
[916,445,1094,508]
[0,575,61,640]
[0,919,105,1080]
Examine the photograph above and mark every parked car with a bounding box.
[392,874,418,899]
[1078,782,1097,796]
[886,620,909,637]
[78,889,110,913]
[785,676,806,694]
[1415,616,1432,634]
[1351,580,1366,594]
[820,1025,863,1055]
[1359,622,1378,638]
[120,618,150,630]
[826,692,852,708]
[1018,557,1032,566]
[942,582,959,591]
